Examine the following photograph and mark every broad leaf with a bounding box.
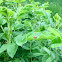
[27,31,55,40]
[14,21,24,30]
[47,27,61,37]
[15,35,27,46]
[0,44,8,53]
[50,43,62,48]
[7,9,15,17]
[7,43,18,58]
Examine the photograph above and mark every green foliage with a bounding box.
[14,34,27,46]
[7,43,18,58]
[0,0,62,62]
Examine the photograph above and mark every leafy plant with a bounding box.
[0,0,62,62]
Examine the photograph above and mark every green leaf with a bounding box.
[46,10,52,13]
[9,0,26,3]
[0,14,7,26]
[28,53,43,57]
[9,61,12,62]
[14,21,24,30]
[0,33,3,39]
[43,47,51,55]
[53,13,61,22]
[0,44,8,53]
[27,31,55,40]
[0,6,15,17]
[47,27,61,37]
[21,58,25,62]
[42,55,49,62]
[50,37,61,44]
[0,0,3,4]
[7,9,15,17]
[13,59,21,62]
[15,35,27,46]
[50,43,62,48]
[29,0,34,2]
[0,6,7,16]
[27,50,46,57]
[0,18,7,26]
[7,43,18,58]
[20,0,26,2]
[42,3,49,8]
[46,56,53,62]
[0,20,3,26]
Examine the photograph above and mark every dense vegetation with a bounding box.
[35,0,62,17]
[0,0,62,62]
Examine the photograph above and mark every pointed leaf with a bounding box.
[47,27,61,37]
[42,55,49,62]
[27,31,55,40]
[43,47,51,55]
[50,43,62,48]
[46,56,53,62]
[7,43,18,58]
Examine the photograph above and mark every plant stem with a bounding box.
[7,18,12,43]
[8,18,10,43]
[30,42,32,62]
[1,26,5,33]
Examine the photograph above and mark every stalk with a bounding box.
[4,17,12,62]
[30,42,32,62]
[1,26,5,33]
[7,18,12,43]
[7,18,11,43]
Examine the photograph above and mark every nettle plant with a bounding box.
[0,0,62,62]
